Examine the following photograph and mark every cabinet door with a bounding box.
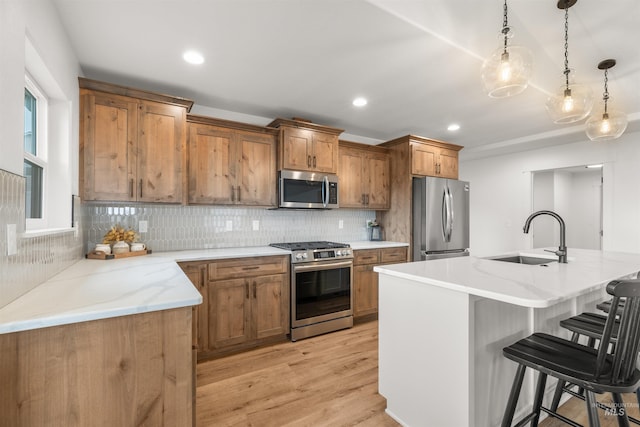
[338,148,365,208]
[311,132,338,173]
[354,264,378,318]
[137,101,185,203]
[81,92,137,201]
[209,278,251,349]
[438,148,459,179]
[411,143,438,176]
[365,153,390,209]
[179,262,208,354]
[187,124,235,204]
[252,274,288,339]
[281,127,312,171]
[238,131,276,206]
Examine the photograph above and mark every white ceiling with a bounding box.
[52,0,640,159]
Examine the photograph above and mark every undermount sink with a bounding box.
[487,255,557,265]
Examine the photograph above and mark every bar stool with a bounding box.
[501,278,640,427]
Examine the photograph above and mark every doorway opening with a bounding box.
[532,165,603,250]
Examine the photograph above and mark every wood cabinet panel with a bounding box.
[252,274,288,339]
[208,256,287,281]
[187,118,276,206]
[137,101,185,203]
[269,118,342,174]
[0,308,193,426]
[353,247,408,319]
[338,142,389,209]
[179,262,208,352]
[81,93,137,201]
[209,278,251,349]
[80,79,191,203]
[411,143,438,176]
[188,124,234,204]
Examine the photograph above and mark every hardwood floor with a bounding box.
[195,320,400,426]
[196,320,640,427]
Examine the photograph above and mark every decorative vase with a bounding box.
[112,241,130,254]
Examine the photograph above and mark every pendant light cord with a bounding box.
[563,3,570,89]
[502,0,509,54]
[603,68,609,114]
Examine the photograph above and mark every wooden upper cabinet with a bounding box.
[187,116,277,206]
[268,118,343,174]
[79,77,193,203]
[410,138,462,179]
[338,141,390,209]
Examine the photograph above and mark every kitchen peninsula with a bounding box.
[374,248,640,427]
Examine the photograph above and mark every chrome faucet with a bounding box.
[523,210,568,263]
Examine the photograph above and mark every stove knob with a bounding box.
[302,253,308,259]
[345,249,351,256]
[336,250,342,256]
[295,253,304,261]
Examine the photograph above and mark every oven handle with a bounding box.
[293,260,353,273]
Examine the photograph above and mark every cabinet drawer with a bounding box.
[208,256,288,281]
[354,249,380,265]
[380,247,408,263]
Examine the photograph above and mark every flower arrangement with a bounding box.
[102,225,139,244]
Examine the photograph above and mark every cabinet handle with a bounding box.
[237,186,241,202]
[361,194,366,205]
[313,156,316,168]
[245,282,249,299]
[307,155,311,167]
[231,185,235,202]
[139,179,143,198]
[253,281,257,299]
[130,179,134,198]
[200,267,206,289]
[242,266,260,270]
[365,194,369,205]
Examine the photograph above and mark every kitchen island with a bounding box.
[374,248,640,427]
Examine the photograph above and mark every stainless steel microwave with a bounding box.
[278,170,339,209]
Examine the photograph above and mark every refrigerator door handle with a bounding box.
[441,188,448,241]
[444,186,453,242]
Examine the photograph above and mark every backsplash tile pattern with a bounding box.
[0,169,84,308]
[83,203,377,253]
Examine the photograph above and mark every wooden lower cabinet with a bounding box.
[0,308,193,427]
[353,247,408,319]
[181,256,289,360]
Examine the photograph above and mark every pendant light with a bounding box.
[545,0,593,124]
[585,59,628,141]
[481,0,533,98]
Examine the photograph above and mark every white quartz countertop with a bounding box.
[0,242,406,334]
[348,241,408,250]
[374,248,640,308]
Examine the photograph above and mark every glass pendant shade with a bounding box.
[481,43,534,98]
[545,71,593,123]
[586,104,628,141]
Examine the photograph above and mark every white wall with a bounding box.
[0,0,81,225]
[532,170,554,247]
[459,129,640,257]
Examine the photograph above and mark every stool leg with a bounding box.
[551,332,581,411]
[585,390,601,427]
[502,364,526,427]
[612,393,630,427]
[531,372,548,427]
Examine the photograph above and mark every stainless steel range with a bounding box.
[269,241,353,341]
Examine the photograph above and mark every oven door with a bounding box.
[291,260,353,328]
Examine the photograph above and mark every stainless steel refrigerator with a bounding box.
[412,177,470,261]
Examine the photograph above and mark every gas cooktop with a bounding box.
[269,241,350,251]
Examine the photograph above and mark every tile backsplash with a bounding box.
[0,169,84,308]
[82,203,377,253]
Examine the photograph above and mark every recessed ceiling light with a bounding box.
[352,97,367,107]
[447,123,461,132]
[183,50,204,65]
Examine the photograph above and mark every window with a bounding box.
[24,75,48,229]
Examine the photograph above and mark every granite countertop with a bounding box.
[0,241,407,334]
[374,248,640,308]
